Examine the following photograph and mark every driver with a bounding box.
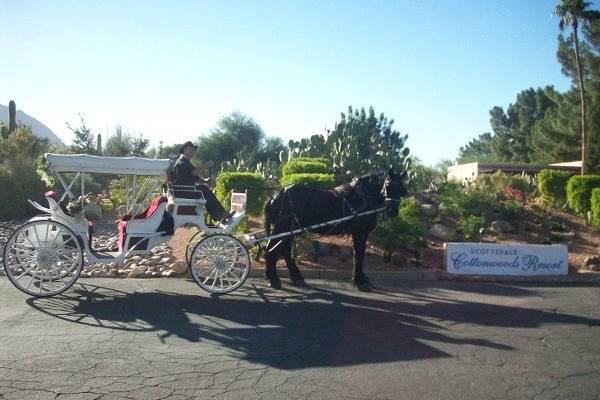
[173,141,235,224]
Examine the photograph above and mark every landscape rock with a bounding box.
[491,220,515,234]
[169,261,188,276]
[128,265,146,278]
[584,256,600,268]
[421,204,438,218]
[428,223,460,242]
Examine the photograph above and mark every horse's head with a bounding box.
[381,168,408,217]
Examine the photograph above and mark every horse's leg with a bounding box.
[281,238,306,287]
[264,238,282,289]
[352,231,371,292]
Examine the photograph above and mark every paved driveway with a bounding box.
[0,278,599,400]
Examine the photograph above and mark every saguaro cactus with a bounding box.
[8,100,17,133]
[97,133,103,154]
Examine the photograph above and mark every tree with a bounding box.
[68,115,97,155]
[104,126,150,157]
[458,132,496,163]
[195,111,264,169]
[554,0,600,174]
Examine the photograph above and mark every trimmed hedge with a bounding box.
[537,169,572,205]
[591,188,600,226]
[566,175,600,214]
[281,157,330,176]
[215,172,267,215]
[280,173,335,190]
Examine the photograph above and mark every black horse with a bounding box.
[263,169,408,291]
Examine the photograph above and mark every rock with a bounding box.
[162,270,176,277]
[589,264,600,272]
[428,224,460,242]
[150,255,161,261]
[584,256,600,268]
[91,270,108,278]
[128,265,146,278]
[491,220,515,234]
[160,257,172,264]
[144,271,154,277]
[421,204,438,218]
[169,260,188,275]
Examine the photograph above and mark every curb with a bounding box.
[248,267,600,285]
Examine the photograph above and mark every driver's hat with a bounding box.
[179,141,198,154]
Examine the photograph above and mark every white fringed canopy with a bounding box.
[45,153,170,176]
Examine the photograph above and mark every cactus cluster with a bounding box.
[287,106,412,178]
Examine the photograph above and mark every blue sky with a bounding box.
[0,0,578,165]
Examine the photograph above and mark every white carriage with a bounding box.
[2,153,250,297]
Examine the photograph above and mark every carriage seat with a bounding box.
[118,196,169,252]
[44,191,94,246]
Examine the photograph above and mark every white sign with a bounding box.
[446,243,568,276]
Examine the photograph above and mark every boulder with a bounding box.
[491,220,515,234]
[421,204,438,218]
[169,260,188,276]
[428,224,460,242]
[584,256,600,270]
[128,265,146,278]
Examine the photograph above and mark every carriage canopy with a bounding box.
[44,153,170,176]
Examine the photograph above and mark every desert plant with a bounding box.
[501,200,525,220]
[458,215,487,240]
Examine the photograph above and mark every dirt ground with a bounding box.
[167,204,600,274]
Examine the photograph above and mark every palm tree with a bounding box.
[554,0,600,174]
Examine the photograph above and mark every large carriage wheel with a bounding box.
[189,234,250,295]
[3,220,83,297]
[185,229,205,265]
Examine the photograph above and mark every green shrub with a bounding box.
[439,184,498,219]
[215,172,267,215]
[501,200,524,220]
[537,169,572,205]
[508,176,533,198]
[0,158,46,219]
[371,214,424,262]
[458,215,487,240]
[489,170,510,191]
[399,196,421,218]
[591,188,600,226]
[280,173,335,190]
[281,157,330,176]
[566,175,600,214]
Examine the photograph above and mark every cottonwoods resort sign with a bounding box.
[446,243,568,276]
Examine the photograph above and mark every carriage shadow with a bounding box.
[26,281,600,370]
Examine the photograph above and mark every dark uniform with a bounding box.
[173,155,227,221]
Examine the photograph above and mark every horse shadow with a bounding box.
[26,280,600,370]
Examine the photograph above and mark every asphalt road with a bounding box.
[0,277,599,400]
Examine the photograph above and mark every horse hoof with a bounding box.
[268,279,282,289]
[356,281,371,292]
[292,279,307,287]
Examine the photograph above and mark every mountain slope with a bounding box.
[0,104,63,144]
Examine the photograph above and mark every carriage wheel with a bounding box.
[185,230,205,265]
[189,234,250,295]
[3,220,83,297]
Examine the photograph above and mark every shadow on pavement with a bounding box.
[25,281,600,370]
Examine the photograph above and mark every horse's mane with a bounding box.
[349,171,387,188]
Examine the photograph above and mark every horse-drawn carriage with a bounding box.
[3,153,407,297]
[3,153,251,297]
